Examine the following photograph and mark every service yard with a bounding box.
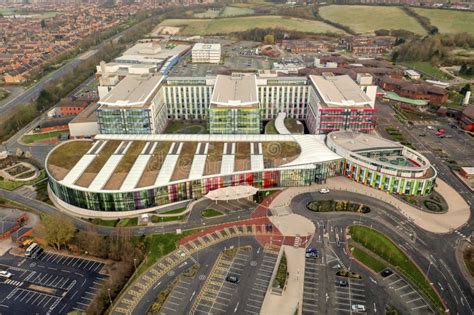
[0,251,107,314]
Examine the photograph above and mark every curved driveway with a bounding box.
[289,190,473,315]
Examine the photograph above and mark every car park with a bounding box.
[319,188,330,194]
[0,271,12,278]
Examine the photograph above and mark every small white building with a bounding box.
[192,43,221,64]
[404,69,421,80]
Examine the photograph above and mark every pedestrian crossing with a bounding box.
[4,279,24,287]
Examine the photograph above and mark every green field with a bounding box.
[319,5,426,35]
[399,61,451,80]
[194,9,220,18]
[158,16,345,35]
[220,6,255,17]
[413,8,474,35]
[349,225,444,311]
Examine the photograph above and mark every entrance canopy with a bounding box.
[205,185,258,201]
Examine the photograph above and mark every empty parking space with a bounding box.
[302,257,321,314]
[384,273,433,313]
[35,252,104,273]
[192,247,251,314]
[244,248,278,314]
[4,287,61,312]
[160,277,192,314]
[333,276,366,314]
[0,252,107,315]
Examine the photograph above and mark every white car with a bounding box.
[427,126,434,130]
[351,304,366,313]
[0,271,12,279]
[319,188,330,194]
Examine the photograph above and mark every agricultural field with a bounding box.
[193,8,220,18]
[158,16,345,36]
[413,8,474,35]
[220,6,255,17]
[319,5,426,35]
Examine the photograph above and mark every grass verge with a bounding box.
[349,225,444,312]
[21,130,68,144]
[202,208,224,218]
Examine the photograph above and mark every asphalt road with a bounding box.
[133,236,264,315]
[291,190,474,314]
[0,188,254,236]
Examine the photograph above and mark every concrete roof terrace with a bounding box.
[46,134,342,193]
[211,73,258,107]
[98,74,164,107]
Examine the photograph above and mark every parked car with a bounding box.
[306,247,317,254]
[319,188,330,194]
[225,275,240,284]
[418,133,426,137]
[351,304,366,312]
[427,126,434,130]
[337,280,348,287]
[381,268,393,278]
[0,271,12,279]
[305,252,317,259]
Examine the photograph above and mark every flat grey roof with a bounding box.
[98,74,163,107]
[310,74,372,106]
[70,103,99,124]
[211,74,258,106]
[329,131,401,152]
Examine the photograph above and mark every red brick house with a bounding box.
[379,76,448,105]
[460,105,474,132]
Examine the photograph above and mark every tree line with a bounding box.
[34,215,144,315]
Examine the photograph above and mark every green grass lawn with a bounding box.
[21,130,69,144]
[158,16,345,36]
[413,8,474,35]
[164,121,207,134]
[0,88,10,101]
[265,121,278,134]
[350,244,387,273]
[162,207,187,215]
[202,208,224,218]
[284,118,304,134]
[399,61,451,80]
[116,217,138,227]
[349,225,444,311]
[89,218,120,227]
[319,5,426,35]
[0,169,46,191]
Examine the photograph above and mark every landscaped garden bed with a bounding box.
[307,200,370,213]
[272,251,288,289]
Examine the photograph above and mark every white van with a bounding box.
[25,243,38,257]
[351,304,366,313]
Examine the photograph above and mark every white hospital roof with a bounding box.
[211,74,258,106]
[98,74,163,107]
[310,74,372,107]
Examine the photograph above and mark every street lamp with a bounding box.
[427,261,433,279]
[133,258,137,270]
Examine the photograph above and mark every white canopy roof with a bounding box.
[205,185,258,201]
